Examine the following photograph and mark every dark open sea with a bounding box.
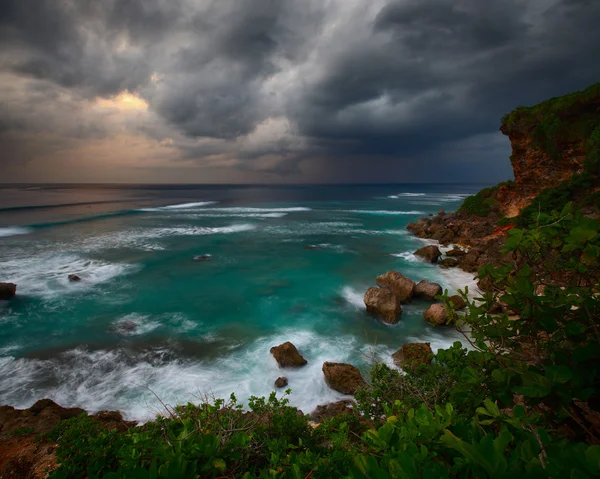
[0,183,487,420]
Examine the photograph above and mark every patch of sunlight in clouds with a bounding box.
[95,91,148,111]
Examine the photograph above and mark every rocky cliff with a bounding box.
[497,83,600,217]
[407,83,600,278]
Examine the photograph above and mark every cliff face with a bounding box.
[496,83,600,217]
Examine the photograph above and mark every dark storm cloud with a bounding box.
[1,0,600,181]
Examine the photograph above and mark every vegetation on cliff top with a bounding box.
[38,207,600,478]
[462,83,600,223]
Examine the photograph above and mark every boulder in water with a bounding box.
[423,303,449,326]
[322,362,366,395]
[0,283,16,300]
[392,342,433,367]
[270,342,307,368]
[413,245,442,263]
[274,377,289,388]
[193,254,212,261]
[375,271,416,303]
[414,280,442,301]
[364,287,402,324]
[68,274,82,282]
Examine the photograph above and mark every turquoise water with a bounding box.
[0,184,482,420]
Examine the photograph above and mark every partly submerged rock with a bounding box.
[193,254,212,261]
[414,280,442,301]
[68,274,82,282]
[310,400,356,422]
[322,362,366,395]
[440,257,459,268]
[108,320,138,335]
[274,377,289,388]
[270,342,307,368]
[414,245,442,263]
[364,287,402,324]
[0,283,16,300]
[423,303,449,326]
[449,295,467,310]
[375,271,416,303]
[392,343,433,367]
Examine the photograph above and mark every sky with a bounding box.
[1,0,599,184]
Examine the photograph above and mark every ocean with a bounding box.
[0,183,485,421]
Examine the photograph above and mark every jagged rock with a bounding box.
[364,287,402,324]
[270,342,307,368]
[0,283,17,300]
[0,399,85,436]
[414,280,442,300]
[375,271,416,302]
[392,343,433,367]
[414,245,442,263]
[274,377,288,388]
[446,248,467,257]
[322,362,366,395]
[440,257,459,268]
[68,274,81,282]
[460,249,481,272]
[449,295,467,310]
[423,304,449,326]
[310,400,356,422]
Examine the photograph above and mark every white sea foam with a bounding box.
[0,227,32,238]
[111,314,161,336]
[180,212,287,219]
[391,251,419,262]
[397,193,426,197]
[0,253,137,298]
[141,201,218,211]
[0,330,366,421]
[341,286,365,309]
[198,207,311,213]
[342,210,425,215]
[151,224,256,236]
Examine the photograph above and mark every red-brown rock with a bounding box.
[364,287,402,324]
[392,342,433,367]
[414,280,442,301]
[375,271,416,303]
[322,362,366,395]
[0,283,16,300]
[270,342,307,368]
[414,245,442,263]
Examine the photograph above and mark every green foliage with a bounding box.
[460,185,499,216]
[46,208,600,478]
[585,125,600,174]
[502,83,600,133]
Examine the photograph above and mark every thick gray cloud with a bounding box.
[1,0,599,183]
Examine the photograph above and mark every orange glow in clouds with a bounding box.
[95,91,148,111]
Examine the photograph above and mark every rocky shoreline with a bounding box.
[0,208,503,478]
[406,209,512,275]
